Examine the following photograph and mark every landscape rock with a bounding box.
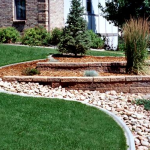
[0,79,149,150]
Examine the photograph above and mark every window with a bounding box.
[87,0,92,13]
[15,0,26,20]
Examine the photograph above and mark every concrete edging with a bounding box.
[0,89,135,150]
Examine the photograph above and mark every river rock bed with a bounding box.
[0,79,149,150]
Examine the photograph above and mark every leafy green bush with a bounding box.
[117,37,125,51]
[0,27,20,43]
[22,26,51,46]
[135,99,150,111]
[22,68,40,76]
[123,18,149,74]
[50,28,62,45]
[84,70,99,77]
[88,30,104,49]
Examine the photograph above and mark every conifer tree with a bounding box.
[58,0,91,56]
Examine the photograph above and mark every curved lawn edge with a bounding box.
[0,59,46,68]
[0,89,135,150]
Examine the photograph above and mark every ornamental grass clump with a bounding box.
[123,18,149,74]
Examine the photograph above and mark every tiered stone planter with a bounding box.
[2,60,150,93]
[36,61,126,73]
[3,76,150,93]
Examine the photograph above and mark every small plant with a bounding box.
[88,30,104,49]
[48,55,59,62]
[123,17,149,74]
[0,27,20,43]
[50,28,63,45]
[135,99,150,111]
[84,70,99,77]
[22,68,40,76]
[21,26,51,46]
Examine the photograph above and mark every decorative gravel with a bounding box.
[0,79,149,150]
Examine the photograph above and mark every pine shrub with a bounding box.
[0,27,20,43]
[50,28,63,45]
[58,0,91,56]
[88,30,104,49]
[123,18,149,74]
[22,26,51,46]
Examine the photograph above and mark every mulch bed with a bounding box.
[0,56,133,77]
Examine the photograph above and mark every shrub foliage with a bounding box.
[22,26,50,46]
[123,18,149,74]
[88,30,104,49]
[50,28,63,45]
[22,68,40,76]
[58,0,91,56]
[0,27,20,43]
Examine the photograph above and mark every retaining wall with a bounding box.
[3,76,150,93]
[36,62,127,73]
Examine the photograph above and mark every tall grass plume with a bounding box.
[123,17,149,74]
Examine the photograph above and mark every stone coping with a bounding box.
[3,75,150,82]
[0,89,135,150]
[37,61,127,67]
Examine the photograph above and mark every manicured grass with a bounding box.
[0,44,58,67]
[0,93,127,150]
[87,50,125,57]
[0,44,125,67]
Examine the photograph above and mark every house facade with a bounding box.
[0,0,118,49]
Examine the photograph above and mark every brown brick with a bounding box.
[16,76,33,82]
[130,87,150,93]
[142,76,150,81]
[61,77,93,83]
[113,87,129,93]
[51,83,60,88]
[2,76,17,81]
[125,76,138,81]
[94,77,110,82]
[96,88,112,93]
[88,63,102,67]
[32,76,47,82]
[110,77,125,82]
[47,77,60,82]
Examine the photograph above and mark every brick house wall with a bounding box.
[0,0,64,32]
[49,0,64,30]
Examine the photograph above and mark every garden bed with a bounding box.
[1,55,150,93]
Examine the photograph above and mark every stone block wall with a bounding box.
[3,76,150,93]
[36,62,127,73]
[49,0,64,30]
[0,0,64,32]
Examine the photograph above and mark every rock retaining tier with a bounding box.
[36,62,127,73]
[3,76,150,93]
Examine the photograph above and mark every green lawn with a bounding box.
[0,44,124,67]
[0,93,127,150]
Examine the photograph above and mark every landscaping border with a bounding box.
[3,76,150,93]
[37,61,127,73]
[0,89,135,150]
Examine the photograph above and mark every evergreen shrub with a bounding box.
[123,18,149,74]
[0,27,20,43]
[88,30,104,49]
[50,28,63,45]
[58,0,91,56]
[22,26,51,46]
